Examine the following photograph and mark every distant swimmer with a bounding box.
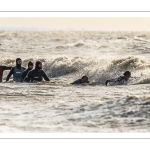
[105,71,131,86]
[6,58,26,82]
[24,61,50,82]
[0,66,12,82]
[21,61,33,81]
[71,76,89,84]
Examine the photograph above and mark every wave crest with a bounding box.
[1,56,150,84]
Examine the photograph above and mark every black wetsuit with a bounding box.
[105,76,128,86]
[21,61,34,82]
[24,68,50,82]
[21,68,32,81]
[71,79,89,84]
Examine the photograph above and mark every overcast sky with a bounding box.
[0,17,150,31]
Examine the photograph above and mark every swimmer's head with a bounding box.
[81,76,89,83]
[16,58,22,65]
[35,61,42,69]
[123,71,131,81]
[28,61,33,70]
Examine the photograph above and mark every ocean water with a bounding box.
[0,31,150,132]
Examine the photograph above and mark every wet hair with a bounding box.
[81,76,88,79]
[124,71,131,77]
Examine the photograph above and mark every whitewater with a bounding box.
[0,31,150,132]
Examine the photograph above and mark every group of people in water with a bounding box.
[0,57,131,85]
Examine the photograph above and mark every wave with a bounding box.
[69,94,150,128]
[88,56,150,84]
[54,41,85,50]
[1,56,150,84]
[55,46,69,49]
[133,36,148,42]
[111,56,150,70]
[73,41,85,47]
[96,95,150,118]
[54,40,101,50]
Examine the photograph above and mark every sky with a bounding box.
[0,17,150,31]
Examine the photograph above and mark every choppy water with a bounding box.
[0,31,150,132]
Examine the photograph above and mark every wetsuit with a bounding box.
[117,76,128,84]
[6,66,25,82]
[0,66,12,82]
[71,79,89,84]
[21,68,32,81]
[105,76,128,86]
[24,61,50,82]
[21,61,33,81]
[24,69,50,82]
[6,58,26,82]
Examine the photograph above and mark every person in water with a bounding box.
[105,71,131,86]
[71,76,89,84]
[24,61,50,82]
[21,61,33,81]
[0,66,12,82]
[6,58,26,82]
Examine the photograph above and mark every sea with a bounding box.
[0,31,150,132]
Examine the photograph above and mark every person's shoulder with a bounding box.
[11,66,15,70]
[22,66,26,70]
[25,69,35,74]
[7,66,15,73]
[13,66,18,69]
[117,76,125,83]
[72,79,81,84]
[23,68,29,72]
[29,69,35,72]
[117,76,123,80]
[40,69,45,73]
[120,76,124,80]
[77,79,81,82]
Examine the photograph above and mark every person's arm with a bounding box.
[71,81,76,84]
[105,77,120,86]
[24,70,32,82]
[43,71,50,81]
[6,67,14,81]
[2,66,12,71]
[71,79,81,84]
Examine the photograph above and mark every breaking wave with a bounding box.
[1,56,150,84]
